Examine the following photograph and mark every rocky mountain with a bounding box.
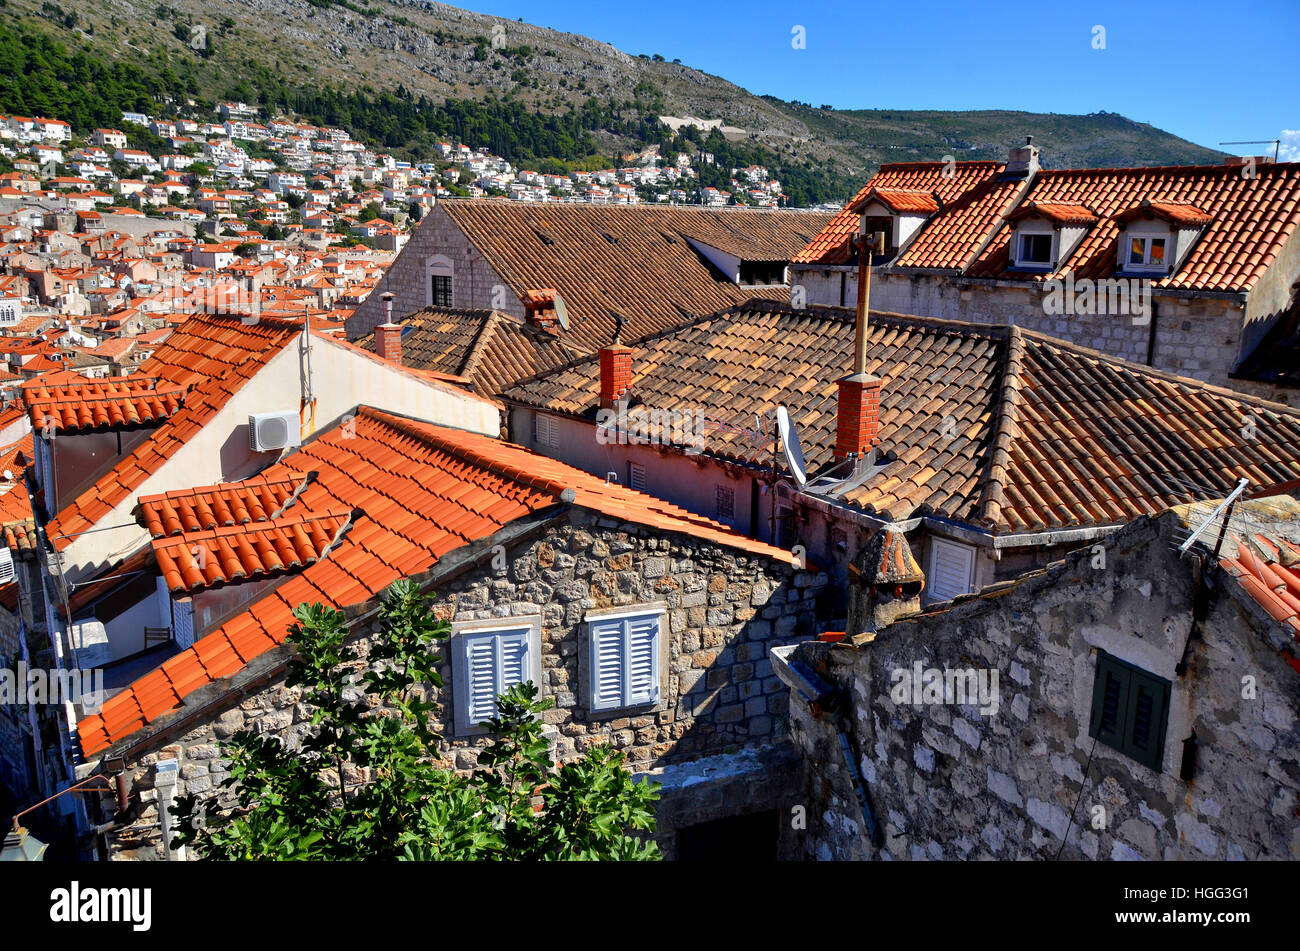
[3,0,1225,201]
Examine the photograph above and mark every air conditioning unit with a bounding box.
[248,411,301,452]
[0,546,14,585]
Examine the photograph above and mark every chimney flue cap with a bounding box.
[1025,135,1034,145]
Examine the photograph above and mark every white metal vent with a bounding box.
[0,546,14,584]
[249,411,301,452]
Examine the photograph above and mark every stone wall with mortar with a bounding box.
[790,266,1297,405]
[345,204,522,339]
[778,514,1300,861]
[99,507,825,859]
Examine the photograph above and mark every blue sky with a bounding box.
[458,0,1298,158]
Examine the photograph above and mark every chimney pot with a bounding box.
[375,322,402,365]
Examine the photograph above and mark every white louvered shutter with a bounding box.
[590,618,625,712]
[497,628,530,696]
[172,598,195,650]
[929,539,975,602]
[626,615,660,706]
[628,462,646,492]
[463,632,499,729]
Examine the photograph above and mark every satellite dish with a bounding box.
[553,293,570,331]
[1,470,12,482]
[776,406,808,488]
[777,404,887,499]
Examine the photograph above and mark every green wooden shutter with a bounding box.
[1090,651,1170,772]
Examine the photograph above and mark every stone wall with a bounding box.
[100,507,826,859]
[345,204,521,339]
[779,514,1300,860]
[790,266,1295,405]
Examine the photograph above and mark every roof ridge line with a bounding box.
[460,310,504,380]
[974,325,1027,529]
[356,406,571,499]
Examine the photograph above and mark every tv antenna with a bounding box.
[1218,140,1281,162]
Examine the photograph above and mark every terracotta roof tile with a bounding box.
[45,315,304,551]
[438,201,834,349]
[504,301,1300,534]
[78,407,800,755]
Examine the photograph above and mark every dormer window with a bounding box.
[1112,201,1211,278]
[853,188,941,262]
[1127,235,1167,270]
[1018,232,1053,266]
[1005,202,1098,272]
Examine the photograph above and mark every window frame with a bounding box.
[583,604,666,715]
[1126,234,1168,270]
[628,461,647,492]
[715,482,736,524]
[1089,650,1171,772]
[534,412,560,448]
[450,615,543,737]
[1013,229,1055,269]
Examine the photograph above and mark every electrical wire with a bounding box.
[1055,734,1099,860]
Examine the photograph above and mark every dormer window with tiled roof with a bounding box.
[1112,200,1211,277]
[852,188,942,262]
[1004,202,1099,272]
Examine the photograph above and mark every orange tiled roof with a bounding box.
[854,188,941,215]
[967,162,1300,291]
[24,375,185,433]
[137,474,305,537]
[154,509,353,592]
[1220,532,1300,647]
[793,162,1008,266]
[503,301,1300,534]
[435,201,834,350]
[1112,200,1212,227]
[45,314,305,551]
[77,406,800,755]
[1005,201,1099,225]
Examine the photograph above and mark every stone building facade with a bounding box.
[775,510,1300,860]
[791,271,1293,406]
[91,508,825,860]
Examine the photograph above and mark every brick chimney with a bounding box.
[836,234,883,462]
[835,373,881,461]
[375,322,402,365]
[599,345,633,409]
[522,288,562,335]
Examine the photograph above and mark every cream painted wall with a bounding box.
[58,333,501,599]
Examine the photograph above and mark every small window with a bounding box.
[1127,236,1167,269]
[1017,232,1053,266]
[1089,651,1170,772]
[587,609,663,713]
[715,484,735,523]
[535,413,559,448]
[628,462,647,492]
[452,621,540,735]
[429,274,452,307]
